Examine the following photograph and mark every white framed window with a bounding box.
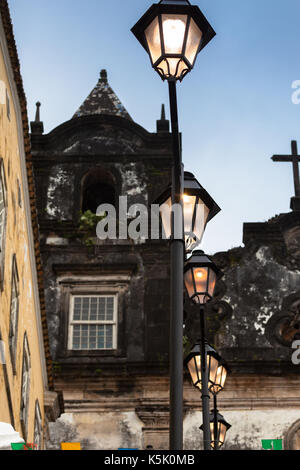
[68,295,117,350]
[20,333,30,438]
[0,160,7,254]
[9,256,19,372]
[34,400,43,450]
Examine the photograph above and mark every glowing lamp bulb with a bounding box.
[163,19,186,53]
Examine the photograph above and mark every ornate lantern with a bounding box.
[158,172,220,253]
[131,0,216,81]
[200,411,231,449]
[184,342,221,392]
[184,250,222,304]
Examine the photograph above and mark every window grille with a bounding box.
[69,295,117,350]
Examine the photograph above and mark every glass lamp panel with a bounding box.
[183,194,196,233]
[145,17,162,65]
[195,295,205,304]
[168,58,180,77]
[156,58,185,79]
[218,366,227,391]
[156,58,188,79]
[159,196,172,239]
[187,355,201,387]
[173,59,188,79]
[193,267,208,295]
[209,422,216,448]
[219,423,227,447]
[194,202,210,244]
[209,359,218,391]
[157,59,169,78]
[212,365,227,394]
[208,354,219,389]
[185,17,203,65]
[208,269,217,298]
[161,14,188,54]
[184,267,196,300]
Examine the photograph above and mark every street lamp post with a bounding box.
[210,361,231,450]
[185,337,231,450]
[185,342,231,450]
[184,251,222,449]
[199,311,212,451]
[156,172,220,448]
[184,341,220,450]
[131,0,216,450]
[200,399,231,450]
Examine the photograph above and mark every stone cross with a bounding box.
[272,140,300,211]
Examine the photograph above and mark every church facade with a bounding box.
[30,69,300,450]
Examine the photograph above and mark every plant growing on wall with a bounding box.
[78,210,105,247]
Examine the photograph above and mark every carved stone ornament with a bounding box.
[283,226,300,262]
[284,419,300,450]
[135,406,169,429]
[135,405,170,451]
[265,291,300,347]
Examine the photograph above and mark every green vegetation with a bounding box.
[78,210,105,248]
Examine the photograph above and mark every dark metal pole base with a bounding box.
[200,307,211,451]
[169,239,184,450]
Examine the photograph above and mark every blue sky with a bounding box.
[8,0,300,254]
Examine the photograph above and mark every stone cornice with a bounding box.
[31,114,173,152]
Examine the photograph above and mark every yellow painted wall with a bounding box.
[0,27,46,446]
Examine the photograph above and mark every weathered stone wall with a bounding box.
[209,213,300,367]
[47,412,144,451]
[184,409,300,450]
